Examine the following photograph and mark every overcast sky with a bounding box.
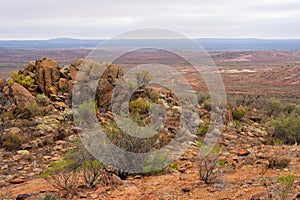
[1,0,300,40]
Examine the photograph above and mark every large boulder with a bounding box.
[3,83,35,107]
[96,64,124,111]
[35,58,60,96]
[3,82,36,111]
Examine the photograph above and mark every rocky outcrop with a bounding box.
[2,83,35,115]
[97,64,124,111]
[35,58,60,97]
[4,83,35,106]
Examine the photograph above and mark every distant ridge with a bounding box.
[1,38,300,51]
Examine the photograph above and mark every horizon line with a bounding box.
[2,37,300,41]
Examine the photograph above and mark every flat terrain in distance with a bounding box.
[0,49,299,101]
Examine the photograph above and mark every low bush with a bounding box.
[202,99,211,111]
[81,160,106,188]
[198,117,210,136]
[268,156,291,169]
[268,112,300,144]
[26,101,44,117]
[142,152,171,175]
[0,111,15,120]
[232,108,246,120]
[40,160,79,191]
[36,94,50,106]
[64,139,108,188]
[197,91,210,105]
[135,70,153,86]
[77,99,96,122]
[10,71,35,88]
[43,193,58,200]
[1,133,24,150]
[198,143,225,184]
[277,174,296,200]
[129,98,152,115]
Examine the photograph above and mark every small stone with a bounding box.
[16,193,32,200]
[236,149,250,157]
[79,194,88,198]
[17,150,31,158]
[43,155,52,160]
[13,155,24,161]
[8,127,21,135]
[182,185,192,192]
[247,132,255,137]
[16,166,24,170]
[95,186,107,195]
[32,168,42,173]
[1,164,8,170]
[10,178,25,184]
[110,174,122,184]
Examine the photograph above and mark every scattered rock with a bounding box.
[182,185,193,192]
[236,149,250,157]
[16,193,33,200]
[95,186,108,196]
[10,178,25,184]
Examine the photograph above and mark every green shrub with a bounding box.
[26,101,44,117]
[142,152,171,175]
[202,99,211,111]
[0,111,15,120]
[198,117,210,136]
[268,156,291,169]
[272,138,284,146]
[40,160,78,191]
[7,79,14,86]
[149,91,160,102]
[64,139,107,188]
[43,193,57,200]
[268,112,300,144]
[197,91,210,105]
[135,70,153,86]
[10,71,35,88]
[232,108,246,120]
[265,98,300,117]
[277,174,296,200]
[129,98,152,115]
[198,143,225,184]
[265,98,284,116]
[234,119,242,130]
[1,133,24,150]
[36,94,50,106]
[78,99,96,121]
[127,82,137,91]
[81,160,105,188]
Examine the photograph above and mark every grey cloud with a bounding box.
[0,0,299,39]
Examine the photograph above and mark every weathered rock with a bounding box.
[8,127,21,135]
[16,193,33,200]
[58,78,69,91]
[10,178,25,184]
[182,185,192,192]
[3,83,35,109]
[22,61,36,76]
[97,64,124,111]
[35,58,60,96]
[236,149,250,157]
[95,186,109,196]
[69,59,84,80]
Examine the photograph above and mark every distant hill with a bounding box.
[0,38,102,49]
[1,38,300,51]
